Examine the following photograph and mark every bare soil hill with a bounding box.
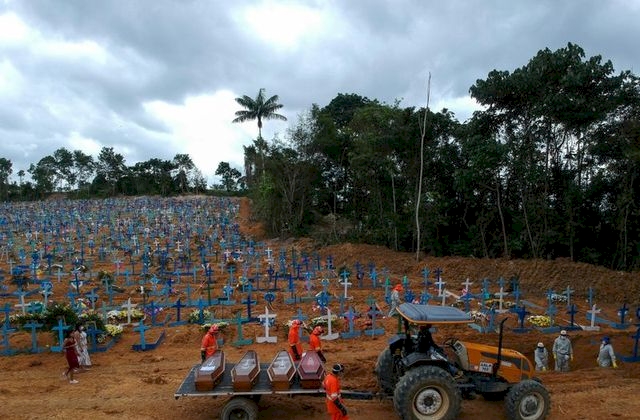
[1,196,639,420]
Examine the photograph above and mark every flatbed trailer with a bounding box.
[175,362,377,420]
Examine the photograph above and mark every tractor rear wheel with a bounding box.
[505,380,550,420]
[393,365,461,420]
[375,348,397,395]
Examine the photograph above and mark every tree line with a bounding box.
[1,43,639,271]
[242,43,640,271]
[0,146,249,199]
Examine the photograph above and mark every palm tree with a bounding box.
[232,88,287,139]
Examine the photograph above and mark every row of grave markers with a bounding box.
[1,196,639,360]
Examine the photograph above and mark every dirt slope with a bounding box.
[1,196,639,420]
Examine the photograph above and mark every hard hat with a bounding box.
[560,330,567,336]
[208,325,219,333]
[332,363,344,374]
[602,336,610,343]
[394,284,403,292]
[313,326,324,335]
[537,342,544,348]
[292,319,302,326]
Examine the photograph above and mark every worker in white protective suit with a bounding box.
[597,336,618,368]
[534,342,549,371]
[552,330,573,372]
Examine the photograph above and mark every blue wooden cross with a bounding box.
[370,268,378,289]
[422,266,433,289]
[203,278,216,306]
[221,284,236,305]
[304,272,313,296]
[364,296,384,337]
[565,304,579,329]
[614,302,630,329]
[512,286,522,308]
[242,283,257,321]
[420,290,432,305]
[384,277,391,304]
[51,318,70,352]
[196,297,207,324]
[402,275,410,290]
[232,310,253,346]
[619,327,640,362]
[340,307,361,339]
[316,290,329,310]
[0,324,17,355]
[512,305,531,333]
[545,304,557,325]
[1,303,12,329]
[23,320,45,353]
[133,319,151,350]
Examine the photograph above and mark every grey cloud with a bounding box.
[1,0,639,182]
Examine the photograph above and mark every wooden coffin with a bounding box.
[267,350,296,391]
[194,350,226,392]
[231,350,260,392]
[297,351,325,389]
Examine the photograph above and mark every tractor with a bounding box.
[375,303,550,420]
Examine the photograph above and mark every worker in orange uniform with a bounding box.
[323,363,349,420]
[288,319,304,361]
[200,325,219,363]
[309,326,326,362]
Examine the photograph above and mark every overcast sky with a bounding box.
[1,0,638,184]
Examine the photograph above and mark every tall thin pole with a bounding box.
[416,73,431,262]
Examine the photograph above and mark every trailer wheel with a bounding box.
[375,348,398,395]
[505,380,550,420]
[393,365,461,420]
[220,397,258,420]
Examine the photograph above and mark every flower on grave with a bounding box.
[106,309,144,322]
[309,314,338,328]
[201,321,229,332]
[526,315,553,327]
[144,306,163,317]
[9,312,44,328]
[104,324,123,337]
[188,309,212,324]
[550,294,568,303]
[468,310,488,324]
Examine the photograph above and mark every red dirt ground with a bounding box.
[1,196,639,420]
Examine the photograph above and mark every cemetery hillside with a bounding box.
[0,44,640,419]
[0,195,640,420]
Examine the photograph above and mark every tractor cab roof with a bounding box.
[396,303,472,325]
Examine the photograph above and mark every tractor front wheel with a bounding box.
[505,380,550,420]
[393,365,461,420]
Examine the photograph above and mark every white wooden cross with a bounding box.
[121,298,137,325]
[320,307,340,341]
[256,306,277,343]
[441,289,447,306]
[175,240,183,253]
[435,277,446,297]
[265,247,273,263]
[495,287,509,313]
[584,304,601,331]
[340,276,352,300]
[461,278,473,296]
[15,293,28,315]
